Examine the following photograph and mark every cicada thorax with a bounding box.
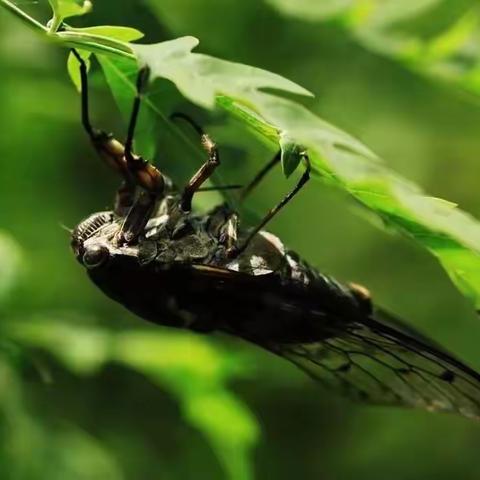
[74,192,366,338]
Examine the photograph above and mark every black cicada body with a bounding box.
[71,51,480,421]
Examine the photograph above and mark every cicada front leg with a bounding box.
[72,50,167,244]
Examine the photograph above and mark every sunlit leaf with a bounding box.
[347,0,443,29]
[48,0,92,22]
[129,37,372,162]
[97,54,158,159]
[185,392,257,480]
[217,95,480,308]
[67,48,90,92]
[67,25,144,42]
[65,25,144,94]
[113,35,480,307]
[131,36,313,109]
[266,0,443,26]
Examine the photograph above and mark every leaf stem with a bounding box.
[57,31,135,58]
[48,13,62,34]
[0,0,48,32]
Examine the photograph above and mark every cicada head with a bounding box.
[71,211,118,268]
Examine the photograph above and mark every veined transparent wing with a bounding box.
[256,309,480,420]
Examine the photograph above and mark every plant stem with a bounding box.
[57,31,135,58]
[48,13,62,34]
[0,0,48,32]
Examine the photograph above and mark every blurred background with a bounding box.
[2,1,480,479]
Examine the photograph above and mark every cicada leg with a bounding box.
[170,113,221,212]
[72,49,135,216]
[169,112,310,256]
[118,67,166,244]
[72,49,167,243]
[239,150,281,201]
[229,154,311,257]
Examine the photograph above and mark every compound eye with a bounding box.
[83,244,109,269]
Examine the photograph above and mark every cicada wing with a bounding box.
[253,309,480,420]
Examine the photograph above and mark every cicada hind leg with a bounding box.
[229,150,311,257]
[168,112,311,257]
[71,49,167,245]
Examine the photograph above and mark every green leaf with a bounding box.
[6,1,480,307]
[48,0,92,22]
[266,0,443,26]
[218,96,480,308]
[131,36,313,109]
[279,133,303,177]
[64,26,144,83]
[67,48,91,92]
[82,35,478,308]
[185,392,257,480]
[96,54,158,159]
[347,0,444,29]
[66,25,144,42]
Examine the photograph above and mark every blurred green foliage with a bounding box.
[2,0,480,479]
[268,0,480,99]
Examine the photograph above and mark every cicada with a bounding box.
[70,50,480,421]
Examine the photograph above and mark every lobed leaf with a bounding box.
[4,0,480,306]
[121,35,480,310]
[64,32,480,310]
[218,95,480,308]
[131,36,313,109]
